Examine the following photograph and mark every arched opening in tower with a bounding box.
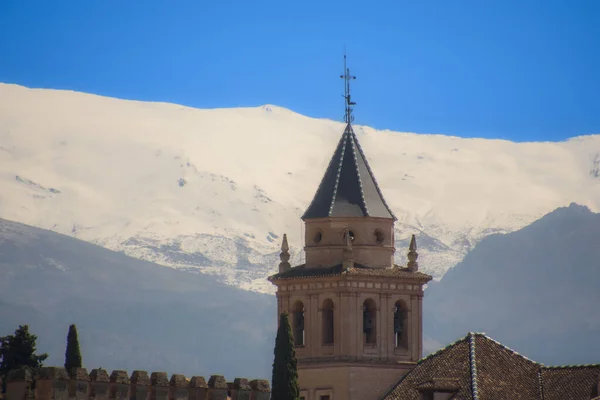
[363,299,377,345]
[394,300,408,349]
[292,301,305,347]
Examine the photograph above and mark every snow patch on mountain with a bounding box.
[1,82,599,294]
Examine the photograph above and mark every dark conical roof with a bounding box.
[302,123,396,220]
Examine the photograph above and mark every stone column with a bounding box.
[109,371,129,400]
[188,377,207,400]
[168,375,186,400]
[35,367,69,400]
[341,290,355,358]
[339,292,349,356]
[6,367,33,400]
[317,304,323,355]
[68,368,89,400]
[248,380,269,400]
[377,293,384,359]
[335,291,343,356]
[276,293,284,323]
[382,293,392,360]
[206,376,227,400]
[355,292,362,358]
[129,371,149,400]
[418,294,424,359]
[410,295,418,361]
[149,373,168,400]
[89,369,109,400]
[309,293,318,357]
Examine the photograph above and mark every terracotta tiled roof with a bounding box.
[381,334,474,400]
[541,365,600,400]
[268,263,432,283]
[302,123,396,220]
[381,332,600,400]
[472,334,541,399]
[414,378,461,391]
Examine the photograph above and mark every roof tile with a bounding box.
[541,365,600,400]
[381,333,600,400]
[381,335,473,400]
[472,334,540,399]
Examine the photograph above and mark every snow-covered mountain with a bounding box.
[1,82,599,293]
[0,217,275,378]
[424,203,600,365]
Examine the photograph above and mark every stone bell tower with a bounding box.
[268,57,432,400]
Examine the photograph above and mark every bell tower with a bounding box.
[268,57,432,400]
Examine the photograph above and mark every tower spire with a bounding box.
[341,52,356,124]
[302,55,396,221]
[407,235,419,272]
[278,234,291,273]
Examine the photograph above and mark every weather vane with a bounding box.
[341,52,356,124]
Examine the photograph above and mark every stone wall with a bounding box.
[1,367,269,400]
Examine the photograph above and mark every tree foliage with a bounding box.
[0,325,48,389]
[271,312,299,400]
[64,324,83,375]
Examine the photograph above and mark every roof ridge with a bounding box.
[472,332,539,365]
[301,125,347,220]
[538,366,545,400]
[541,364,600,369]
[415,334,471,366]
[327,129,349,216]
[377,335,471,400]
[349,127,368,216]
[348,125,397,220]
[469,332,480,400]
[302,123,396,220]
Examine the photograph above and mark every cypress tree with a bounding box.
[64,324,82,375]
[271,312,299,400]
[0,325,48,392]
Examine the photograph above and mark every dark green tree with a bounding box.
[271,312,299,400]
[64,324,82,375]
[0,325,48,391]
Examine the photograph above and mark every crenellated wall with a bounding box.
[1,367,270,400]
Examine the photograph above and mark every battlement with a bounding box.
[1,367,270,400]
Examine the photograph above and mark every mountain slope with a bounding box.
[0,217,275,378]
[423,203,600,365]
[1,83,600,293]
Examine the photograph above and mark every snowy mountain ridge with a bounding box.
[1,82,599,293]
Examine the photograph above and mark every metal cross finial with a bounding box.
[341,52,356,124]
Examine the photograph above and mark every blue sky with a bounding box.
[1,0,599,141]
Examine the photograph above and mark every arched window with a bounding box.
[322,299,334,345]
[292,301,305,347]
[363,299,377,345]
[313,230,323,244]
[374,229,384,244]
[394,300,408,348]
